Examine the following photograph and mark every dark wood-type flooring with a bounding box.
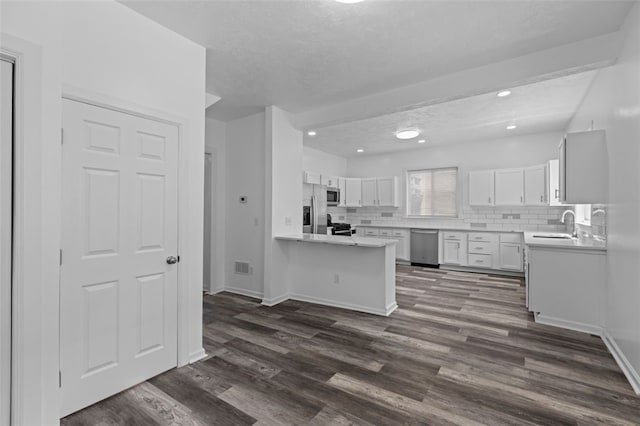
[62,266,640,425]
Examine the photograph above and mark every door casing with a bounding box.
[0,30,201,424]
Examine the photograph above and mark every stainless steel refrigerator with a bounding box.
[303,184,327,234]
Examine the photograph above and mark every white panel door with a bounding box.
[0,58,13,426]
[494,169,524,206]
[524,165,547,206]
[60,99,179,417]
[468,170,494,206]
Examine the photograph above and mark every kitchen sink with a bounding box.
[532,234,573,239]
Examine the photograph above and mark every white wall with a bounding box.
[205,118,227,293]
[263,107,303,304]
[347,132,563,210]
[225,112,266,297]
[567,3,640,392]
[1,1,206,423]
[303,146,348,177]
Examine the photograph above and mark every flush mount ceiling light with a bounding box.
[307,130,317,136]
[336,0,366,3]
[395,128,420,140]
[356,148,364,153]
[417,139,426,144]
[497,90,512,97]
[506,124,517,130]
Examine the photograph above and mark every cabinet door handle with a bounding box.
[520,195,523,203]
[540,195,543,202]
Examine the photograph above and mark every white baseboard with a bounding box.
[220,286,264,300]
[288,293,392,317]
[262,293,290,307]
[534,314,603,336]
[206,286,225,295]
[385,301,398,316]
[602,330,640,394]
[188,348,207,364]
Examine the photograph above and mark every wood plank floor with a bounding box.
[62,266,640,425]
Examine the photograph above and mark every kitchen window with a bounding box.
[407,167,458,217]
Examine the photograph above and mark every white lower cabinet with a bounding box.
[527,246,605,333]
[498,233,523,271]
[442,232,467,265]
[358,227,409,261]
[439,231,522,273]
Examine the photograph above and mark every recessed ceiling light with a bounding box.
[395,129,420,140]
[307,130,316,136]
[506,124,517,130]
[497,90,512,97]
[356,148,364,153]
[417,139,426,144]
[336,0,366,3]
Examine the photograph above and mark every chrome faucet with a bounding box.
[561,210,577,238]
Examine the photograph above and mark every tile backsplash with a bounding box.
[345,206,572,232]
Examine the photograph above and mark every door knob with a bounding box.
[166,256,178,265]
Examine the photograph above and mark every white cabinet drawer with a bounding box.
[499,233,522,243]
[468,241,491,254]
[392,229,409,237]
[468,253,492,268]
[468,232,496,243]
[379,229,392,237]
[443,231,464,240]
[361,228,379,237]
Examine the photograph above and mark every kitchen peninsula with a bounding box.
[273,234,397,316]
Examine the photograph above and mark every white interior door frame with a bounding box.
[0,54,14,426]
[61,85,194,368]
[1,34,46,426]
[2,31,202,424]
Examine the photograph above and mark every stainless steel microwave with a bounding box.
[327,188,340,206]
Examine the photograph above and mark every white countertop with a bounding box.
[524,232,606,251]
[356,224,525,233]
[275,233,397,248]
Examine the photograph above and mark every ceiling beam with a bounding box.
[290,31,622,131]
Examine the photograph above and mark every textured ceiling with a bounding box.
[304,70,598,157]
[121,0,632,122]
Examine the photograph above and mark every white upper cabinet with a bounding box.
[559,130,607,204]
[360,177,399,207]
[377,177,398,207]
[548,159,561,206]
[468,170,494,206]
[361,178,378,206]
[321,175,339,188]
[344,178,362,207]
[494,168,524,206]
[337,177,347,207]
[303,171,322,185]
[524,165,547,206]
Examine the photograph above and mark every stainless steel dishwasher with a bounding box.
[410,229,439,267]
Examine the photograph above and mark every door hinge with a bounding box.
[59,370,62,388]
[177,255,180,263]
[61,128,64,144]
[59,249,62,266]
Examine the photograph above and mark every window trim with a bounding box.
[405,166,460,219]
